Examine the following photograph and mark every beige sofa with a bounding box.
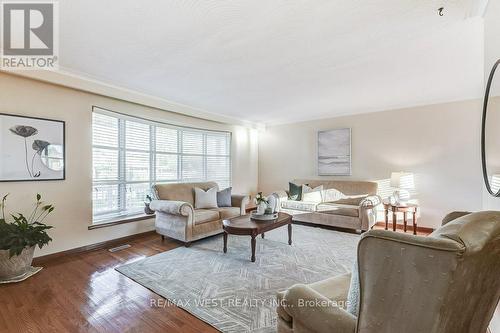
[150,181,249,246]
[276,211,500,333]
[271,180,381,232]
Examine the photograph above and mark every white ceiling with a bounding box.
[58,0,485,125]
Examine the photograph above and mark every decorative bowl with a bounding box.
[250,211,278,221]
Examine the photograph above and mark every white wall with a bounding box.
[485,0,500,88]
[258,100,483,228]
[483,0,500,211]
[0,72,258,257]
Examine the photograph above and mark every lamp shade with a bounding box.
[390,172,415,189]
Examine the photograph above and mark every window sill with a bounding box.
[88,213,155,230]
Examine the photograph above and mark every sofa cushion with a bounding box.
[281,200,318,212]
[322,188,346,202]
[330,196,365,206]
[288,182,304,201]
[302,184,323,203]
[316,203,359,217]
[210,207,240,220]
[194,187,218,209]
[194,209,220,225]
[217,187,232,207]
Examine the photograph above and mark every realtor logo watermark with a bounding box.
[1,1,58,69]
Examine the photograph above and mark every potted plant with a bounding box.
[0,194,54,280]
[254,192,269,215]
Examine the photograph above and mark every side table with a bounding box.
[382,200,418,235]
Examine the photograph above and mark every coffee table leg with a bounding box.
[223,232,228,253]
[288,224,292,245]
[251,235,256,262]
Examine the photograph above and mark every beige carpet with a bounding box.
[116,224,359,333]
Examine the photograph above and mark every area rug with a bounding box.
[116,224,359,333]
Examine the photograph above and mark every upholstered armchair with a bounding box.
[277,211,500,333]
[149,182,249,246]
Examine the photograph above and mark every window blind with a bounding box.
[92,107,232,223]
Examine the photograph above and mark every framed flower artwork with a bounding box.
[0,113,65,181]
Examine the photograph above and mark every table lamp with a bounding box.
[390,172,415,204]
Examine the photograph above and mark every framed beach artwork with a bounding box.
[318,128,351,176]
[0,113,65,182]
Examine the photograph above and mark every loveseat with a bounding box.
[271,180,381,232]
[149,181,249,246]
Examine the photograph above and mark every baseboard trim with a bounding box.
[373,221,434,234]
[33,230,157,265]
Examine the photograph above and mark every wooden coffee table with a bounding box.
[222,212,292,262]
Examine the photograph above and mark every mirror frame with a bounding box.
[481,59,500,197]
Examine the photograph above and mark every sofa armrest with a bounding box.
[358,195,381,231]
[231,194,250,215]
[359,195,382,208]
[282,284,356,333]
[149,200,194,216]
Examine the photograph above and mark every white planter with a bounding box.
[256,202,267,215]
[0,246,35,280]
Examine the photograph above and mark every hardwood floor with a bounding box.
[0,233,218,333]
[0,226,432,333]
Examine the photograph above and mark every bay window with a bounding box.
[92,107,231,223]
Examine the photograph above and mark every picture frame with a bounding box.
[0,113,65,182]
[317,128,351,176]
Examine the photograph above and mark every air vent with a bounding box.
[108,244,131,252]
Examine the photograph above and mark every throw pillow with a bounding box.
[194,187,218,209]
[346,259,360,316]
[288,182,303,201]
[217,187,232,207]
[302,184,324,203]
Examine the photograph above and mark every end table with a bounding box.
[382,200,418,235]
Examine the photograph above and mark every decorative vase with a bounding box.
[256,202,267,215]
[0,246,35,280]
